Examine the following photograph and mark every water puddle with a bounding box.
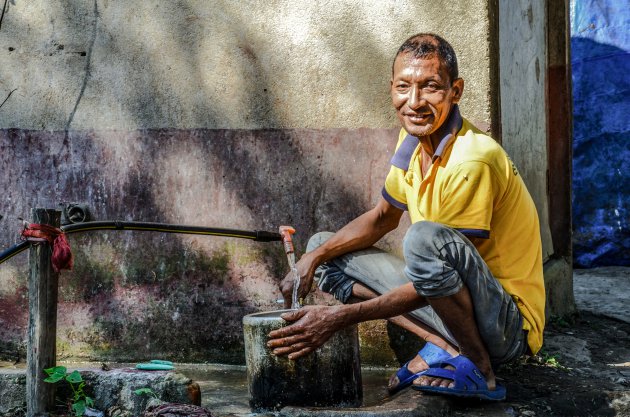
[177,364,394,414]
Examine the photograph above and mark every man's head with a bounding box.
[393,33,459,83]
[390,33,464,139]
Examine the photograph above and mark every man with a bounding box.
[268,33,545,401]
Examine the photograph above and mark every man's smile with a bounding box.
[405,112,434,123]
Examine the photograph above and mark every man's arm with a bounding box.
[280,197,404,307]
[270,282,426,359]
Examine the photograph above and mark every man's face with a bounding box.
[390,53,463,138]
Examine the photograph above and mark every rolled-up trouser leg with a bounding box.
[307,231,457,348]
[402,221,526,364]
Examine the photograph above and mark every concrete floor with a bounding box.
[574,266,630,324]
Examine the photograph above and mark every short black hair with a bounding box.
[393,33,459,83]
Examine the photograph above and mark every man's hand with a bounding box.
[267,305,345,360]
[279,252,318,309]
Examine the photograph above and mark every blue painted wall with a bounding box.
[571,0,630,267]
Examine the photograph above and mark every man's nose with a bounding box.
[407,85,426,109]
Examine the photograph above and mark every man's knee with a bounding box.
[306,231,334,253]
[403,221,454,258]
[403,221,464,298]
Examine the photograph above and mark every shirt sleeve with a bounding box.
[382,129,410,211]
[438,161,502,238]
[382,165,408,211]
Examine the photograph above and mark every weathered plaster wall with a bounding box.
[0,128,404,364]
[0,0,497,364]
[0,0,492,130]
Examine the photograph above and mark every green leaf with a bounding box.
[66,370,83,384]
[72,399,86,416]
[85,396,95,407]
[44,366,67,376]
[44,373,65,383]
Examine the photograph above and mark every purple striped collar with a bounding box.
[390,105,463,170]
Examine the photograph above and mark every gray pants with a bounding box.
[309,221,526,365]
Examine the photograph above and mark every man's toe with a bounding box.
[414,376,429,387]
[388,375,400,390]
[439,379,452,388]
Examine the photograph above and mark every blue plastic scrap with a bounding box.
[570,0,630,267]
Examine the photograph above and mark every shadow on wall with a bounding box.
[571,37,630,268]
[0,130,384,363]
[0,1,399,363]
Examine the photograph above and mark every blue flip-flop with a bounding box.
[411,355,506,401]
[388,342,452,395]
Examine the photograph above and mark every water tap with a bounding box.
[278,225,295,255]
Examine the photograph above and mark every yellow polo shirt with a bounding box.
[382,109,545,354]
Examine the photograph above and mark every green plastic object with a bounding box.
[136,363,174,371]
[150,359,174,366]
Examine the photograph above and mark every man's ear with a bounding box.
[451,78,464,103]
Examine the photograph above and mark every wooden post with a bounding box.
[27,208,61,417]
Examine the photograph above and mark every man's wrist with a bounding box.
[332,303,360,328]
[300,250,326,280]
[305,248,326,268]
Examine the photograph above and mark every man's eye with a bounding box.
[423,84,439,92]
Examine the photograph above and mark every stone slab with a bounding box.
[543,334,592,365]
[574,267,630,324]
[0,366,198,417]
[0,370,26,417]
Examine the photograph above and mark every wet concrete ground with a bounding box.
[183,266,630,417]
[145,267,630,417]
[178,364,395,416]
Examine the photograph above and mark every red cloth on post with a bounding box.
[21,223,73,272]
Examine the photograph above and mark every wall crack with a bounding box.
[0,0,8,31]
[65,0,99,139]
[0,88,16,110]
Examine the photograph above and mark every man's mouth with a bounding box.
[405,113,433,123]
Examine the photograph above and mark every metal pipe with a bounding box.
[0,221,282,265]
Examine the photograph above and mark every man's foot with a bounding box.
[414,356,495,390]
[387,342,452,394]
[412,355,505,401]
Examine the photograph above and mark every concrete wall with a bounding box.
[498,0,574,317]
[0,128,402,364]
[0,0,492,130]
[498,0,553,261]
[1,0,507,364]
